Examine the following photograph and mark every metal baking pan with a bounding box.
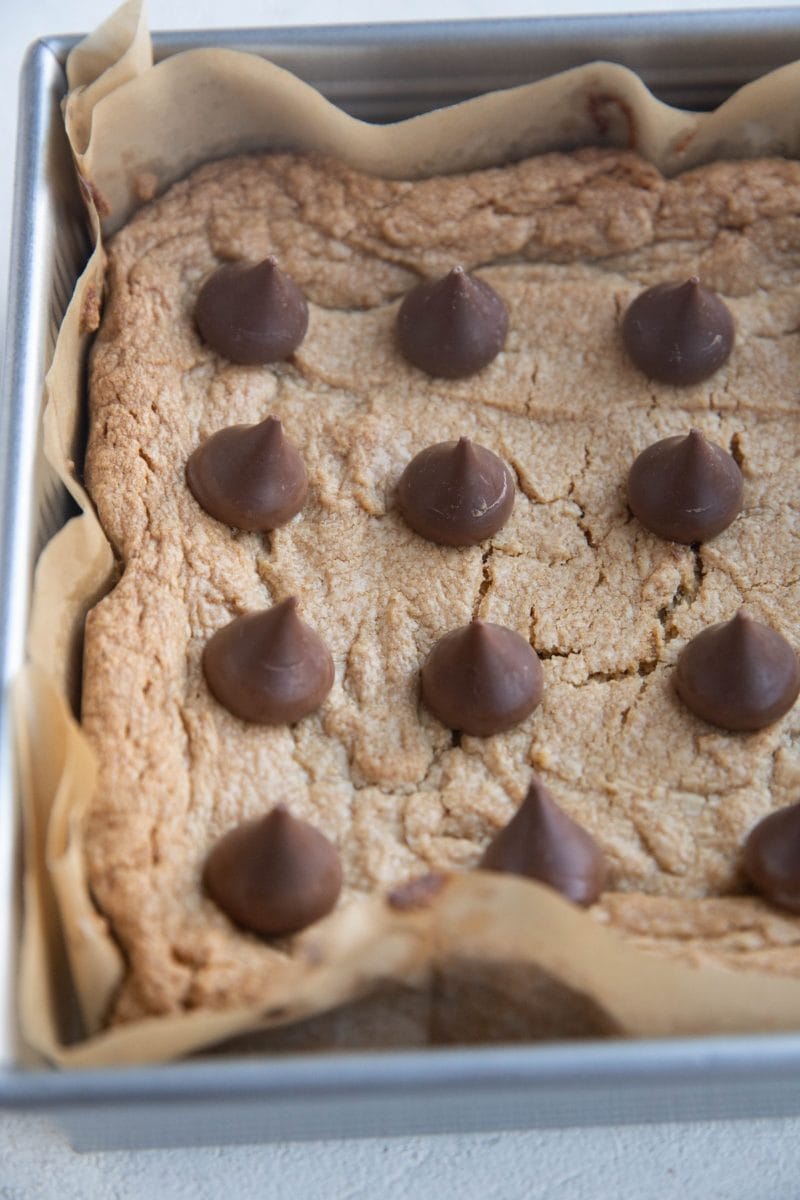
[4,8,800,1151]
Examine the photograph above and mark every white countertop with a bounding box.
[5,1,800,1195]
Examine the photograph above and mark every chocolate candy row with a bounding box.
[195,257,735,387]
[204,773,800,942]
[188,417,743,547]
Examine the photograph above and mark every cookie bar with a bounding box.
[83,148,800,1021]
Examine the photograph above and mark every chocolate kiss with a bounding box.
[675,610,800,731]
[421,620,543,737]
[195,256,309,364]
[481,778,607,906]
[204,805,343,936]
[203,597,334,725]
[397,266,508,378]
[743,802,800,914]
[186,416,308,531]
[627,428,743,544]
[622,277,734,385]
[397,437,515,546]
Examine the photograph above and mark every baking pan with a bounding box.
[5,9,800,1151]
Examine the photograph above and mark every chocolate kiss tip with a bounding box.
[682,427,714,461]
[445,266,470,293]
[270,595,301,627]
[397,438,514,546]
[204,806,343,937]
[268,595,310,643]
[675,611,800,731]
[186,415,308,531]
[627,428,742,544]
[202,600,334,726]
[421,620,543,737]
[480,778,607,906]
[678,278,703,306]
[730,608,751,636]
[453,436,475,466]
[744,802,800,914]
[273,594,299,614]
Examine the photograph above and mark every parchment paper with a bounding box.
[19,0,800,1066]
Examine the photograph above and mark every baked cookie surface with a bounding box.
[84,149,800,1021]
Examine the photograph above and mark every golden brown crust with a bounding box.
[84,149,800,1021]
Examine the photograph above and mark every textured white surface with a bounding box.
[3,1111,800,1198]
[5,0,800,1192]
